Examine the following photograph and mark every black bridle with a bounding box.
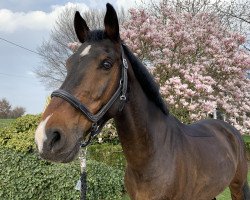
[51,45,128,147]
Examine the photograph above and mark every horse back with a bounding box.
[182,119,246,160]
[185,119,244,146]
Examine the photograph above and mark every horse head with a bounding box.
[35,4,125,163]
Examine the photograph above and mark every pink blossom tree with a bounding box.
[121,4,250,134]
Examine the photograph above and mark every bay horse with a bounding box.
[35,3,250,200]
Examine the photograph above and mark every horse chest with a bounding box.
[125,165,180,200]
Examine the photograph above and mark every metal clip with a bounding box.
[123,58,128,69]
[120,95,126,101]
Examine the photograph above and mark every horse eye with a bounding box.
[101,60,113,70]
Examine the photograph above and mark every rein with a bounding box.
[51,44,128,147]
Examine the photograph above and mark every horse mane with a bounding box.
[84,30,168,115]
[122,44,169,115]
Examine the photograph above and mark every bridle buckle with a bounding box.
[120,95,126,101]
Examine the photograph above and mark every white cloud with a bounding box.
[116,0,141,10]
[0,0,160,33]
[115,0,156,10]
[0,2,89,33]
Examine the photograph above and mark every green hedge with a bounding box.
[0,147,80,200]
[0,147,125,200]
[243,135,250,148]
[0,115,126,199]
[11,114,41,133]
[0,115,126,170]
[88,144,125,171]
[0,115,40,153]
[0,119,15,129]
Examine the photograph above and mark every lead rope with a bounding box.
[75,147,88,200]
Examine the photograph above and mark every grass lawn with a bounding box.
[0,119,14,128]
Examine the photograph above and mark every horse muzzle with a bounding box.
[35,115,82,163]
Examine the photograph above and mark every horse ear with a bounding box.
[104,3,120,42]
[74,11,90,43]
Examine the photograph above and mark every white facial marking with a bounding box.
[35,114,53,153]
[80,45,91,57]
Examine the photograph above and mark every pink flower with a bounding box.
[121,5,250,134]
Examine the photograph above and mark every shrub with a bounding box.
[0,147,125,200]
[87,159,125,199]
[0,124,16,147]
[0,147,80,200]
[243,135,250,160]
[4,129,36,153]
[0,119,15,129]
[12,114,41,133]
[0,114,127,199]
[88,144,126,171]
[0,114,40,153]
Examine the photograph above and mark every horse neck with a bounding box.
[114,66,171,169]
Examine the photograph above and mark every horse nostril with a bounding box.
[49,130,61,149]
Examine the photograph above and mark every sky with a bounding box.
[0,0,146,114]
